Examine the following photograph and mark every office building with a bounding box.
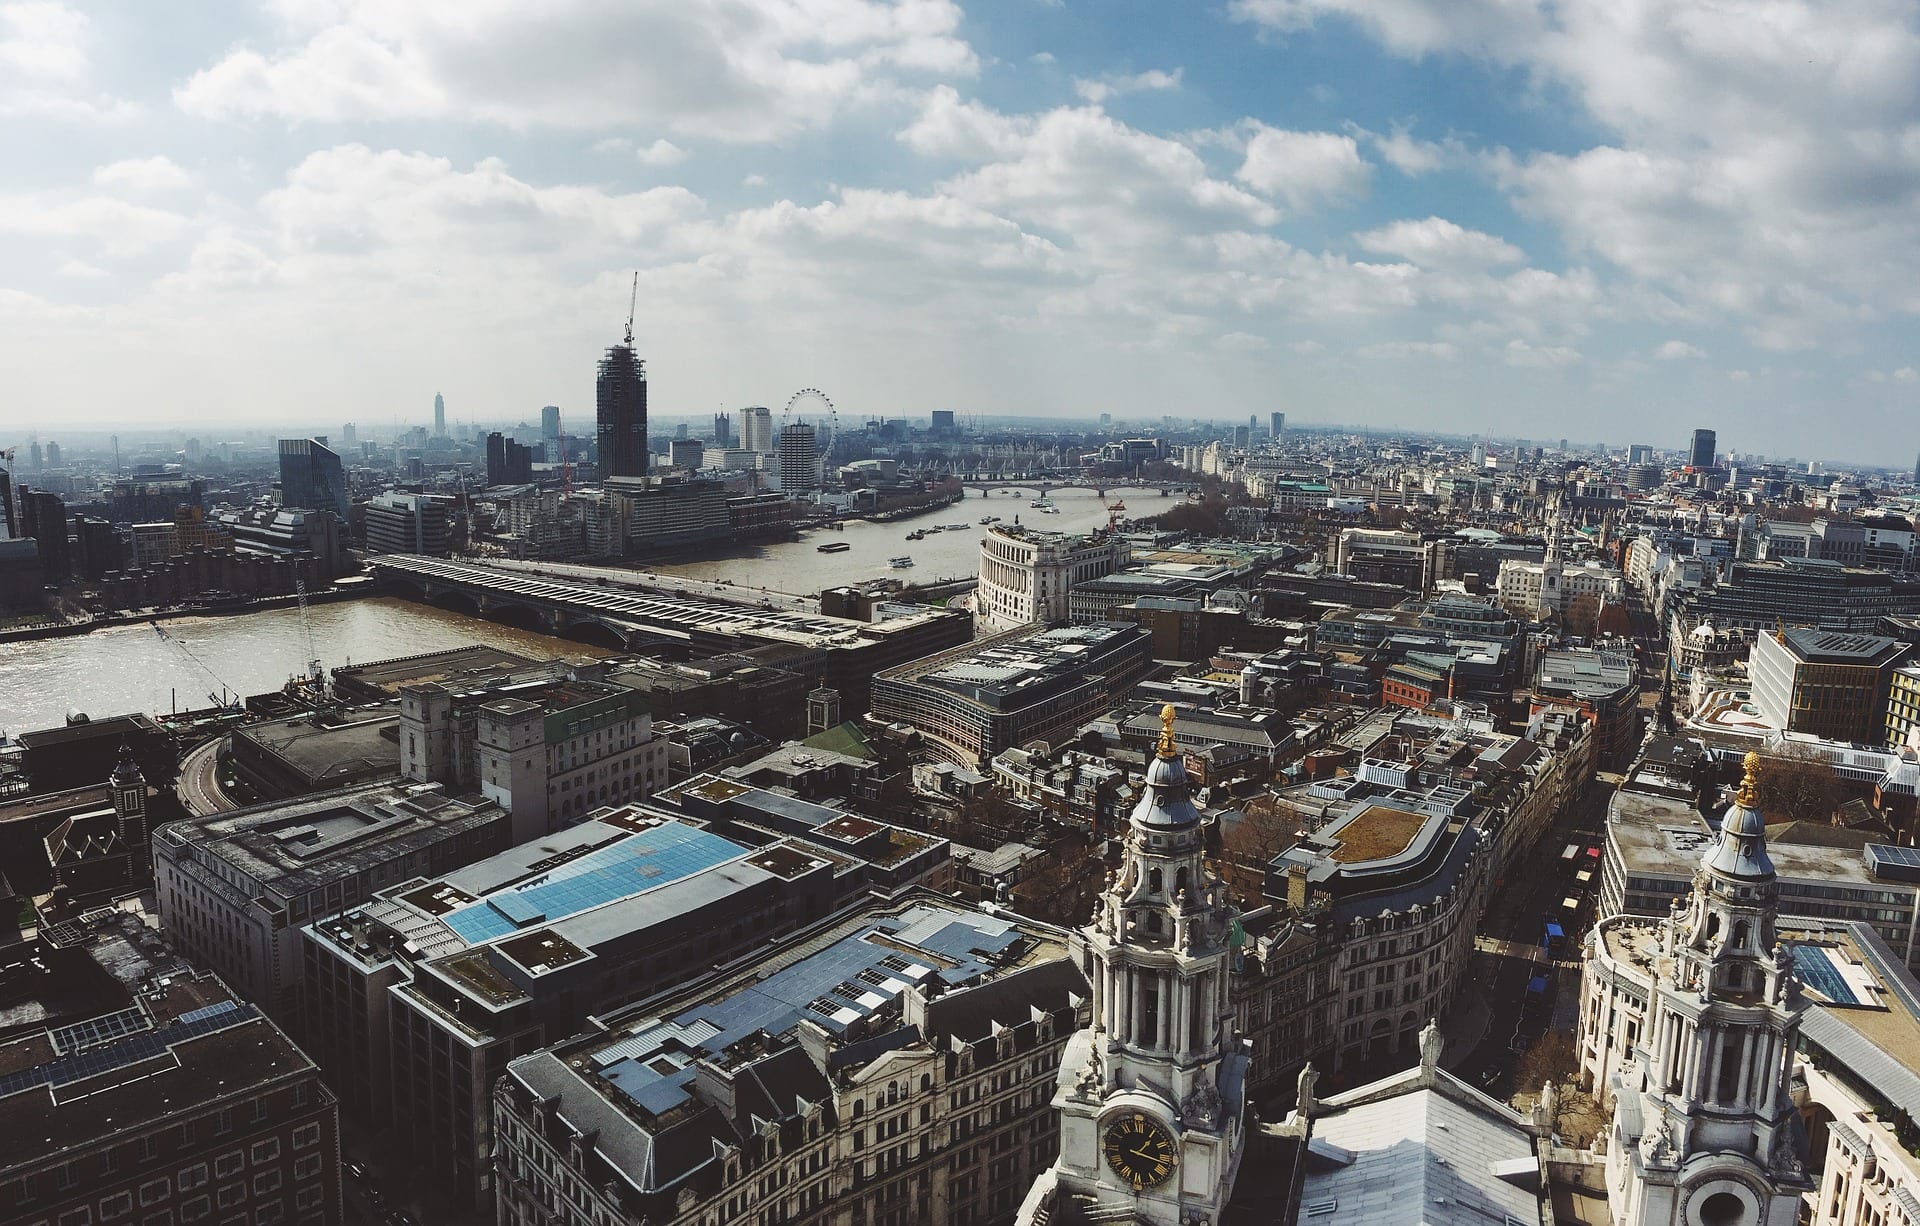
[304,805,909,1205]
[1270,410,1284,438]
[1689,426,1717,469]
[607,475,733,550]
[487,432,535,486]
[871,622,1153,765]
[596,328,648,480]
[363,491,451,555]
[776,421,818,492]
[1331,527,1446,592]
[930,407,955,433]
[15,711,177,791]
[108,475,205,522]
[1888,663,1920,749]
[400,670,666,836]
[977,523,1133,631]
[1533,647,1642,767]
[1628,443,1654,464]
[1679,558,1920,635]
[1748,627,1910,744]
[20,487,69,579]
[0,909,342,1226]
[434,391,446,436]
[739,405,773,453]
[668,437,704,470]
[541,404,561,449]
[278,437,351,518]
[493,892,1080,1226]
[153,782,511,1022]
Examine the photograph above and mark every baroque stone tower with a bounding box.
[1020,704,1247,1226]
[1606,751,1812,1226]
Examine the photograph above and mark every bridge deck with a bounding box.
[370,555,897,649]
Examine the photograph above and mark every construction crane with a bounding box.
[151,623,241,710]
[294,579,324,695]
[624,270,638,346]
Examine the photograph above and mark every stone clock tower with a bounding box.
[1019,705,1248,1226]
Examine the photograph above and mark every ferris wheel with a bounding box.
[783,388,838,450]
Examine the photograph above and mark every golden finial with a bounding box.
[1735,750,1761,808]
[1157,704,1179,759]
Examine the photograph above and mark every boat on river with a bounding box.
[816,541,851,553]
[889,556,915,568]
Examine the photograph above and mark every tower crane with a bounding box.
[295,579,325,696]
[624,270,638,346]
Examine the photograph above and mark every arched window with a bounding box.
[1732,920,1750,949]
[1705,913,1721,941]
[852,1100,863,1119]
[1148,912,1163,934]
[1175,867,1189,895]
[1149,868,1163,894]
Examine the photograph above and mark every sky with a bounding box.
[3,0,1919,462]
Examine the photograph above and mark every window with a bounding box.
[59,1209,92,1226]
[248,1142,278,1167]
[101,1194,132,1221]
[214,1155,242,1181]
[292,1188,322,1213]
[292,1156,320,1182]
[289,1125,318,1152]
[254,1202,282,1226]
[178,1167,208,1194]
[179,1199,210,1224]
[139,1181,170,1208]
[216,1186,244,1211]
[250,1175,279,1198]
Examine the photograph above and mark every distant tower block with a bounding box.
[807,687,842,734]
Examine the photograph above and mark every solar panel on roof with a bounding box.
[0,1002,259,1101]
[50,1006,151,1053]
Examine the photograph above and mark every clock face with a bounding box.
[1102,1112,1177,1191]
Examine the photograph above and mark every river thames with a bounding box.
[0,485,1140,734]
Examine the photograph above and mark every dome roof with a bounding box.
[1131,705,1200,830]
[1705,752,1775,880]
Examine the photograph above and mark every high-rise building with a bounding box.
[712,410,731,449]
[340,421,356,446]
[1628,443,1653,464]
[277,437,350,518]
[931,408,956,434]
[485,432,532,486]
[44,440,60,467]
[775,421,818,492]
[1270,410,1284,438]
[596,327,648,480]
[28,440,41,469]
[1689,427,1717,469]
[741,404,773,453]
[541,403,561,448]
[363,491,450,555]
[22,487,69,579]
[0,466,12,540]
[434,391,446,437]
[1233,424,1251,449]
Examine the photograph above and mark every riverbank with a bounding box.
[0,577,375,645]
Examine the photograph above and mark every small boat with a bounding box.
[979,515,999,524]
[1040,505,1061,514]
[816,541,851,553]
[889,556,915,568]
[905,530,926,541]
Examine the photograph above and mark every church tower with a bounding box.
[1020,705,1247,1226]
[111,743,148,851]
[1606,752,1811,1226]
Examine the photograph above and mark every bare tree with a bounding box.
[1011,833,1107,927]
[1218,796,1302,908]
[1753,743,1847,825]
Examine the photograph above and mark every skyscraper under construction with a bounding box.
[597,277,649,480]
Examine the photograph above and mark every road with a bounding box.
[176,735,239,817]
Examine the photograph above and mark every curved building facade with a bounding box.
[976,523,1131,632]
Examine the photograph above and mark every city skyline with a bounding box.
[3,2,1920,458]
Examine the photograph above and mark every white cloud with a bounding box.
[1369,127,1466,176]
[1357,340,1456,360]
[54,257,106,278]
[1897,367,1920,383]
[1030,51,1056,65]
[635,139,688,166]
[1653,339,1705,360]
[742,173,768,188]
[1213,330,1268,352]
[1237,0,1920,352]
[1072,67,1181,105]
[0,1,86,80]
[1235,125,1369,211]
[175,0,978,142]
[1353,216,1521,270]
[1504,337,1581,367]
[0,193,189,257]
[92,156,193,193]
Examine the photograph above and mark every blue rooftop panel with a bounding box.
[443,823,747,945]
[1792,944,1861,1005]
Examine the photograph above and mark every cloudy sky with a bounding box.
[4,0,1919,461]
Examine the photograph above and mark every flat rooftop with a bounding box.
[234,707,399,784]
[330,644,547,695]
[1327,805,1429,864]
[1778,627,1908,666]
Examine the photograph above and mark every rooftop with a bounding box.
[1776,627,1909,667]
